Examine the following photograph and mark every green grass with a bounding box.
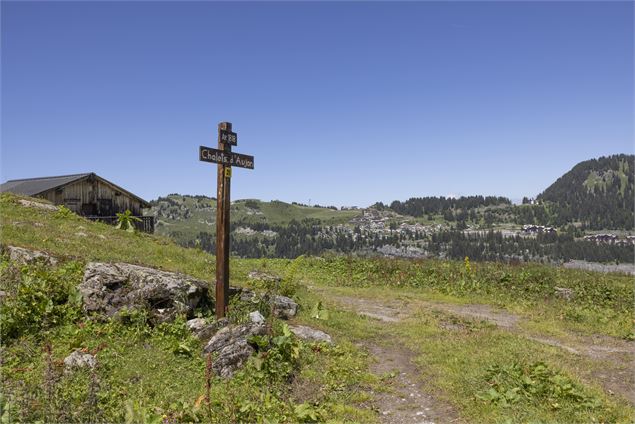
[295,255,634,339]
[1,192,633,423]
[394,312,632,423]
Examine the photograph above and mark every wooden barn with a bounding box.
[0,173,154,233]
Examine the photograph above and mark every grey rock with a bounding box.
[64,350,96,372]
[270,295,298,319]
[4,245,58,266]
[186,318,207,331]
[203,322,267,378]
[239,289,258,303]
[249,311,265,325]
[79,262,211,323]
[212,339,255,379]
[186,317,228,340]
[247,271,282,283]
[288,325,332,344]
[17,199,57,211]
[554,287,575,301]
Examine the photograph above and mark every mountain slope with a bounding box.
[148,195,361,242]
[537,154,634,229]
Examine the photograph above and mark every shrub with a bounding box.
[0,261,84,340]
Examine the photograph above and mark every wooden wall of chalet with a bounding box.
[38,177,144,216]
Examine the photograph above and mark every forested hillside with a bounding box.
[537,154,634,229]
[146,155,634,264]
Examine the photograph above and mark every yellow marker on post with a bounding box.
[225,167,232,178]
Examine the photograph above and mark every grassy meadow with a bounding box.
[1,192,633,423]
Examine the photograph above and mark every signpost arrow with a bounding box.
[199,122,254,318]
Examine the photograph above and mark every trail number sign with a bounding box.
[219,129,238,146]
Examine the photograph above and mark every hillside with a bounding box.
[537,154,634,230]
[149,195,361,243]
[147,192,634,265]
[1,192,633,423]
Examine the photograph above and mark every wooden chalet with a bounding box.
[0,173,154,233]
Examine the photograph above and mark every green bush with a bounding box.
[0,261,84,340]
[479,361,605,415]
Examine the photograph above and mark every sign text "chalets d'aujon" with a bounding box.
[199,146,254,169]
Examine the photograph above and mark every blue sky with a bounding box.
[1,1,633,206]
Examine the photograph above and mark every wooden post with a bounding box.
[199,121,252,317]
[215,121,232,318]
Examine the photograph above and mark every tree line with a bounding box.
[172,218,633,264]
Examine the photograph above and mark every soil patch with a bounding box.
[421,302,519,329]
[329,295,408,322]
[367,342,460,424]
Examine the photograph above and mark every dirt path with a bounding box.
[319,291,635,406]
[312,293,460,423]
[366,342,459,424]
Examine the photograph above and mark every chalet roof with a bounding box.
[0,173,91,196]
[0,173,150,207]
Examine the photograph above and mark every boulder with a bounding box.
[210,339,255,379]
[249,311,265,325]
[203,321,267,378]
[79,262,211,323]
[17,199,57,211]
[186,317,229,340]
[288,325,332,344]
[554,287,575,301]
[64,350,96,373]
[270,295,298,319]
[239,289,258,303]
[247,271,282,284]
[4,245,58,266]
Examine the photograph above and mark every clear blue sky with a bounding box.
[2,1,633,206]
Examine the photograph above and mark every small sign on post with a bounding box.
[219,129,238,146]
[199,122,254,318]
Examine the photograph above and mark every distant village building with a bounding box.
[522,225,556,234]
[583,233,620,244]
[0,173,154,233]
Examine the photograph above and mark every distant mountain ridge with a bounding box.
[537,154,634,230]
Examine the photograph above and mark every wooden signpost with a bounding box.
[199,122,254,318]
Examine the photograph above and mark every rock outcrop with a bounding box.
[247,271,282,284]
[270,295,298,319]
[554,287,575,301]
[186,317,229,340]
[288,325,332,344]
[64,350,96,373]
[17,199,58,211]
[3,245,58,266]
[248,311,265,324]
[203,313,267,378]
[237,289,298,320]
[79,262,211,323]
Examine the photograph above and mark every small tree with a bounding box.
[115,210,141,233]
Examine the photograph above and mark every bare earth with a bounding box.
[318,290,635,417]
[367,342,459,424]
